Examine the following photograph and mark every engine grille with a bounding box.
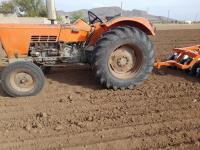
[31,36,58,42]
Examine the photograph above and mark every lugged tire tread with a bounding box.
[92,26,155,90]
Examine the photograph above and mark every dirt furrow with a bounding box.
[0,93,198,120]
[65,130,200,150]
[0,108,200,145]
[161,143,200,150]
[1,118,200,150]
[0,97,199,133]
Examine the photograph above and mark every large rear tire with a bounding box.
[92,26,155,90]
[1,61,45,97]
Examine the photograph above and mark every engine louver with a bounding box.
[31,36,57,42]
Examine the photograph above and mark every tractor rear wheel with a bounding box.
[1,61,45,97]
[93,26,155,90]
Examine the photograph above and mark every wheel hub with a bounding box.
[15,73,34,88]
[108,45,143,79]
[117,56,129,67]
[10,72,35,92]
[109,46,136,75]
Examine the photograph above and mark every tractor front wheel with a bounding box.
[1,61,45,97]
[93,26,155,90]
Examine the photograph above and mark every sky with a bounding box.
[0,0,199,21]
[55,0,200,21]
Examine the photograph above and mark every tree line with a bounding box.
[0,0,85,23]
[0,0,47,17]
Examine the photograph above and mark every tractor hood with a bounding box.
[0,24,61,58]
[0,20,91,58]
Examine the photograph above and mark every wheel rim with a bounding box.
[108,45,143,79]
[10,71,35,93]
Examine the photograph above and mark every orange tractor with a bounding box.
[0,0,156,97]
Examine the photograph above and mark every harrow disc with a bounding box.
[168,53,178,60]
[191,61,200,76]
[167,53,178,70]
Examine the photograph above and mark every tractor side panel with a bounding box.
[89,23,107,46]
[59,19,91,42]
[0,24,61,58]
[59,27,89,42]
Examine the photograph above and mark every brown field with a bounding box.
[155,24,200,30]
[0,29,200,150]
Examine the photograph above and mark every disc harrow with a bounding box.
[154,45,200,76]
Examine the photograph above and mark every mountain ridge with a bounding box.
[57,7,177,23]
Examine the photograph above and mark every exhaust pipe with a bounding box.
[46,0,57,24]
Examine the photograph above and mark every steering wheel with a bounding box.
[88,11,103,24]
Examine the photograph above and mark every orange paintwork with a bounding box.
[0,21,91,58]
[0,24,60,57]
[0,17,155,58]
[103,17,155,35]
[154,45,200,69]
[89,17,155,46]
[59,19,92,42]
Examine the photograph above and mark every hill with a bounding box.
[57,7,177,23]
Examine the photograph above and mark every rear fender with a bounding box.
[90,17,155,46]
[104,17,156,35]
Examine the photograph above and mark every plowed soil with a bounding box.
[0,29,200,150]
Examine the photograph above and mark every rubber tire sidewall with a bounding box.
[102,37,148,86]
[93,27,155,89]
[1,62,45,97]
